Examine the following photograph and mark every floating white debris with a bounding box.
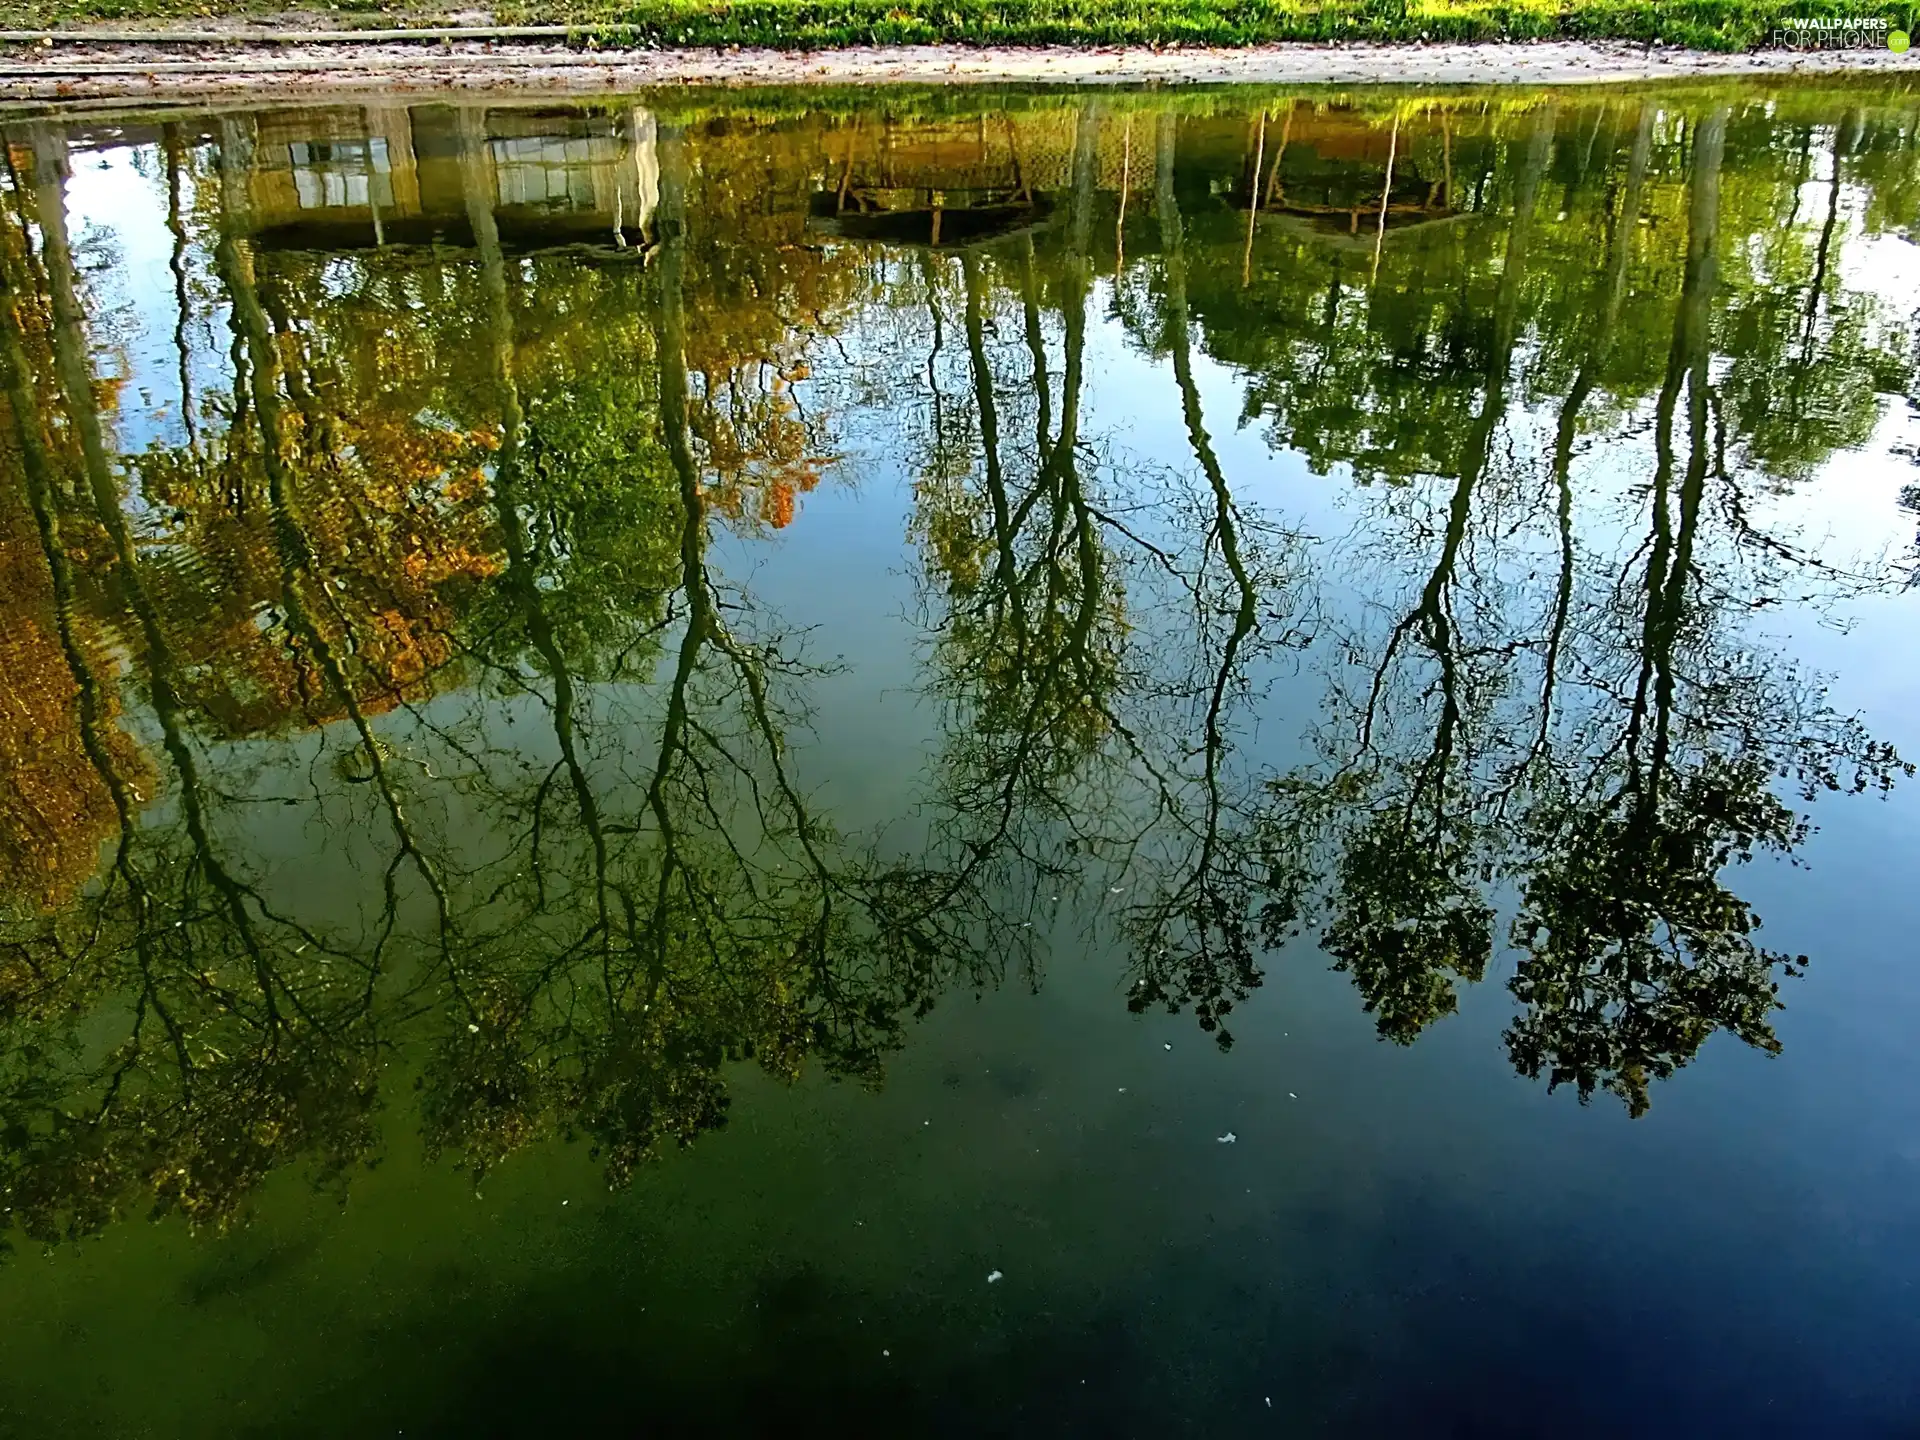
[987,1270,1004,1284]
[1163,1043,1172,1051]
[883,1349,890,1357]
[1288,1092,1298,1099]
[1217,1132,1237,1144]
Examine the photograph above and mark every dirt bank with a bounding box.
[1,36,1913,106]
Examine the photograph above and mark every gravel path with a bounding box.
[1,37,1913,106]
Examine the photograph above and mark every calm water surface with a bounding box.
[2,82,1920,1436]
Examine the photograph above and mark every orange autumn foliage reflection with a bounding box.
[134,411,504,738]
[0,492,152,914]
[0,107,871,916]
[0,211,151,914]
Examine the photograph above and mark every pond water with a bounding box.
[2,82,1919,1436]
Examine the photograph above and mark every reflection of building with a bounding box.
[806,186,1054,250]
[799,105,1479,250]
[50,100,1486,261]
[244,105,659,253]
[248,106,420,242]
[820,113,1081,194]
[288,137,394,211]
[808,113,1076,249]
[1226,106,1472,248]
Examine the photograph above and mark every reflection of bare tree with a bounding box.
[4,95,1918,1252]
[1120,113,1310,1049]
[408,117,991,1185]
[896,114,1128,945]
[1502,107,1909,1114]
[894,109,1314,1050]
[214,118,458,989]
[1290,109,1556,1044]
[0,130,381,1241]
[0,114,995,1239]
[1526,106,1652,778]
[163,122,200,459]
[1246,105,1909,1108]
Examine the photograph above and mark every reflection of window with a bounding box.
[288,138,394,211]
[489,136,610,211]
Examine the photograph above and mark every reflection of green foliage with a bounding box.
[1162,111,1530,486]
[0,811,385,1242]
[483,254,722,678]
[1216,96,1913,1109]
[492,364,684,677]
[1714,110,1915,485]
[1322,803,1494,1045]
[5,89,1920,1255]
[914,242,1128,795]
[1508,755,1802,1117]
[1164,100,1916,494]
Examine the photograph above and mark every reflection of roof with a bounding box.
[1279,110,1415,165]
[1261,206,1478,254]
[822,113,1080,194]
[806,187,1054,250]
[250,219,654,260]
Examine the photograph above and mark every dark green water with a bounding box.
[2,82,1920,1436]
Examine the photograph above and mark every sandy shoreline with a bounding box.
[0,37,1913,106]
